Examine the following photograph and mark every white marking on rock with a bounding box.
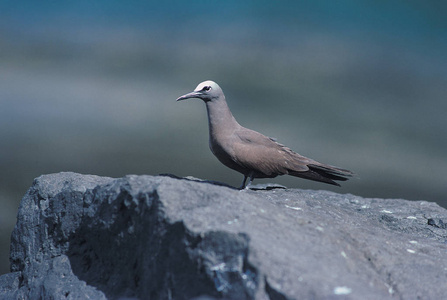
[409,240,418,244]
[406,216,417,219]
[381,210,393,214]
[210,262,226,271]
[285,204,302,211]
[334,286,352,295]
[227,218,238,225]
[407,249,416,254]
[316,226,324,232]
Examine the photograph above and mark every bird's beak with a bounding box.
[176,91,202,101]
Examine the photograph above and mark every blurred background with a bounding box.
[1,1,446,275]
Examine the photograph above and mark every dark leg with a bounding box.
[239,175,248,189]
[245,172,255,189]
[239,172,255,190]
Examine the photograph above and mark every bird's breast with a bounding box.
[208,133,232,160]
[208,133,249,175]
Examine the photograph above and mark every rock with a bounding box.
[1,172,447,299]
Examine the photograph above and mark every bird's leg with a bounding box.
[239,176,248,190]
[240,172,255,190]
[245,172,255,189]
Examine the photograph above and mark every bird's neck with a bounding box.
[205,97,240,137]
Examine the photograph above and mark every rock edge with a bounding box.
[0,172,446,299]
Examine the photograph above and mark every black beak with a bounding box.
[176,91,202,101]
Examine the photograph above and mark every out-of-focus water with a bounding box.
[1,1,446,275]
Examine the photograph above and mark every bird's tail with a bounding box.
[289,164,354,186]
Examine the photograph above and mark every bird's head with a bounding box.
[176,80,223,102]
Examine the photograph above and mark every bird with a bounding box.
[176,80,353,189]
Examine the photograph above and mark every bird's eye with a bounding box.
[202,86,211,91]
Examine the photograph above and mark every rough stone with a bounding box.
[1,172,447,299]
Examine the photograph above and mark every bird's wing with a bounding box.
[231,128,311,176]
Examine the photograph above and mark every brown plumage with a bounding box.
[177,80,353,189]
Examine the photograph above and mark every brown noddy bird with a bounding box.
[177,80,353,189]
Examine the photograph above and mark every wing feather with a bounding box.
[231,129,309,176]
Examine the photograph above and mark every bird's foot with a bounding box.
[239,185,252,191]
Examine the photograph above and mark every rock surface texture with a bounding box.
[1,172,447,300]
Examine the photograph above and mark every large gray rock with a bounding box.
[1,172,447,299]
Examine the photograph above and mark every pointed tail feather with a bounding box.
[309,164,353,180]
[289,164,354,186]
